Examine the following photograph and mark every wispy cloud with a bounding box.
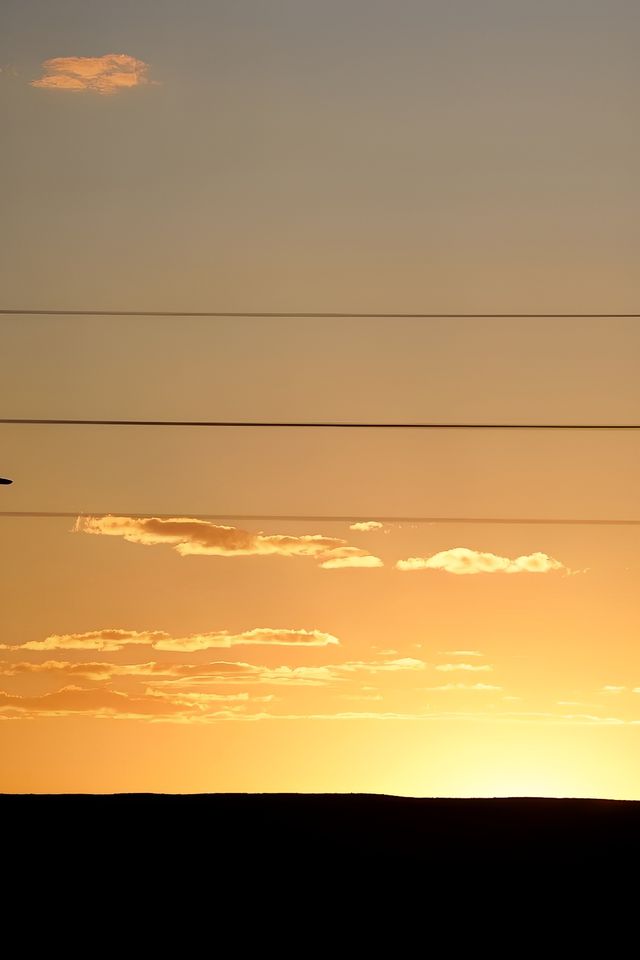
[336,658,426,674]
[425,683,502,692]
[439,650,484,657]
[0,685,433,723]
[320,555,383,569]
[436,663,493,673]
[0,656,426,687]
[0,686,255,722]
[338,693,385,702]
[349,521,383,532]
[0,682,628,726]
[1,627,340,653]
[31,54,153,94]
[76,516,381,568]
[397,547,566,575]
[0,660,335,687]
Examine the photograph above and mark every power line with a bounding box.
[1,418,639,429]
[1,511,639,526]
[1,310,639,318]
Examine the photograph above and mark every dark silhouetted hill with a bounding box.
[3,794,640,868]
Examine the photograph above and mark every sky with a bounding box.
[1,0,639,796]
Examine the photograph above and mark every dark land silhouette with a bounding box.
[4,794,640,867]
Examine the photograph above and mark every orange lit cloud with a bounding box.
[76,516,381,568]
[396,547,566,575]
[31,54,152,94]
[436,663,493,672]
[349,521,384,532]
[426,683,503,692]
[1,626,340,653]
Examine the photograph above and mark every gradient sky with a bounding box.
[1,1,639,796]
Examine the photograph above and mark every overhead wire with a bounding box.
[0,511,639,526]
[2,419,640,429]
[1,310,639,319]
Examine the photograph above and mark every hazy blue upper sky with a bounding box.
[2,0,638,312]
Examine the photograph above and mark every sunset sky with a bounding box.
[1,1,639,797]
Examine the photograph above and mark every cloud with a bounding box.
[0,657,426,687]
[137,658,426,687]
[397,547,565,575]
[7,659,317,686]
[76,516,380,568]
[436,663,493,672]
[603,685,627,694]
[31,54,153,94]
[320,555,383,569]
[1,627,340,653]
[294,712,432,721]
[0,687,463,724]
[143,688,270,705]
[3,681,622,726]
[425,683,502,692]
[349,521,383,532]
[558,701,598,708]
[335,658,426,674]
[439,650,483,657]
[1,629,163,653]
[154,628,340,652]
[338,693,385,702]
[0,686,255,722]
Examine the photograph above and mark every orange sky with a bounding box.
[1,1,639,795]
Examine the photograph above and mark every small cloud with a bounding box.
[603,685,627,694]
[338,658,426,674]
[349,521,384,532]
[557,701,595,707]
[436,663,493,673]
[425,683,502,692]
[338,693,385,702]
[396,547,566,575]
[439,650,483,657]
[31,54,153,94]
[320,555,383,569]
